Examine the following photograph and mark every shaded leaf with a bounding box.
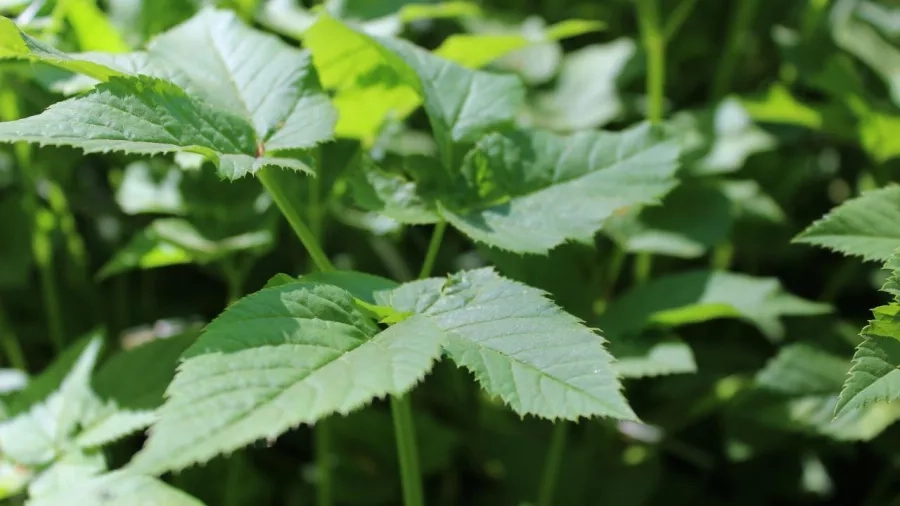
[756,344,849,396]
[599,270,830,340]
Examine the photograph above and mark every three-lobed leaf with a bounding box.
[0,8,336,179]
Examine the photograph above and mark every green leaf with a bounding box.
[609,336,697,379]
[599,270,830,340]
[93,333,197,412]
[0,9,336,179]
[129,282,447,475]
[835,304,900,417]
[604,182,733,259]
[0,16,123,80]
[27,470,206,506]
[304,13,525,157]
[299,270,399,305]
[523,38,637,130]
[98,218,273,279]
[756,344,849,396]
[440,123,679,253]
[60,0,130,52]
[347,155,443,225]
[433,18,604,70]
[5,336,96,417]
[831,0,900,106]
[0,338,103,466]
[794,185,900,262]
[389,268,636,421]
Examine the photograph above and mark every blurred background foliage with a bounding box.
[0,0,899,505]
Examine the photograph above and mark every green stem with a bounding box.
[634,252,653,285]
[221,258,244,305]
[0,79,65,352]
[256,167,335,506]
[536,423,568,506]
[0,305,27,371]
[389,222,449,506]
[663,0,700,41]
[635,0,665,124]
[257,167,334,272]
[418,221,447,279]
[391,395,425,506]
[711,0,761,101]
[315,417,333,506]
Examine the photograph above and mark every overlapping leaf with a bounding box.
[388,268,636,421]
[598,270,831,340]
[129,282,447,475]
[0,9,336,179]
[354,123,680,253]
[304,13,525,154]
[794,186,900,262]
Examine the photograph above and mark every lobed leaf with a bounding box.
[0,9,336,179]
[388,268,636,421]
[129,282,447,475]
[794,185,900,262]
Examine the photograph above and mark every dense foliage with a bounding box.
[0,0,898,505]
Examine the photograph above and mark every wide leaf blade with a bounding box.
[129,282,447,475]
[389,268,636,421]
[439,123,680,253]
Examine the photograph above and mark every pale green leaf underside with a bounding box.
[0,9,335,179]
[835,304,900,417]
[443,123,680,253]
[27,471,205,506]
[98,218,272,279]
[599,270,831,340]
[0,338,103,466]
[794,186,900,262]
[756,344,849,396]
[609,337,697,379]
[388,268,636,421]
[129,282,446,475]
[304,13,524,156]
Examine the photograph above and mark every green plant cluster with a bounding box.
[0,0,898,505]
